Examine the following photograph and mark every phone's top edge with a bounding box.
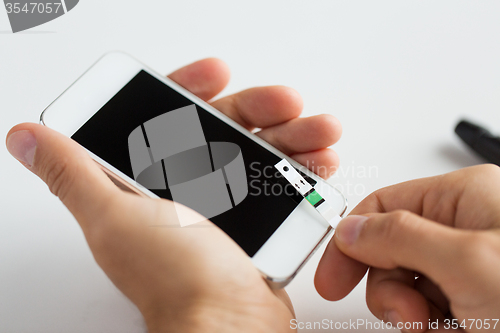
[39,51,135,128]
[39,109,46,126]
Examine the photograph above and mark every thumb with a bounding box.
[334,211,469,288]
[6,123,123,228]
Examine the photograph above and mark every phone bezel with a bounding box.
[40,52,347,288]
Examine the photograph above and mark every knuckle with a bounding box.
[40,158,76,201]
[84,219,113,255]
[82,200,122,253]
[461,232,500,266]
[84,225,121,270]
[377,210,415,240]
[83,194,144,253]
[351,189,385,215]
[390,210,413,223]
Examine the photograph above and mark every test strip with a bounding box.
[275,159,342,229]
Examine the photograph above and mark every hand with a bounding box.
[6,58,342,333]
[315,165,500,332]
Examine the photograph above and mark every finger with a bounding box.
[334,213,471,290]
[272,289,295,317]
[167,58,230,101]
[315,238,368,301]
[427,301,447,323]
[210,86,303,130]
[350,176,438,216]
[6,123,123,231]
[291,149,339,179]
[414,277,449,316]
[256,114,342,155]
[350,165,500,228]
[366,267,429,332]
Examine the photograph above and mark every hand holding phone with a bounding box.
[7,57,343,331]
[316,165,500,330]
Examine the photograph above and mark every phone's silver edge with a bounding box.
[95,162,150,198]
[264,200,348,289]
[39,51,349,289]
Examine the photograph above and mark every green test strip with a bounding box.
[304,189,325,208]
[275,158,342,229]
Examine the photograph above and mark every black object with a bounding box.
[455,120,500,166]
[273,167,317,205]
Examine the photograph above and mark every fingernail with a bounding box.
[335,215,368,245]
[7,130,37,167]
[385,310,403,327]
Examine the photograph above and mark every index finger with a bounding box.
[352,165,500,228]
[351,176,436,216]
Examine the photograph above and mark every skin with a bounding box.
[6,58,342,332]
[315,164,500,332]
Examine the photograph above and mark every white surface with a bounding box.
[1,1,499,332]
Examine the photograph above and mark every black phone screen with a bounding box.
[72,70,310,256]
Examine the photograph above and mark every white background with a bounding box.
[1,1,499,332]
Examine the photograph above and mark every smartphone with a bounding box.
[40,52,347,288]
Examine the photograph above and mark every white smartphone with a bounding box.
[40,52,347,288]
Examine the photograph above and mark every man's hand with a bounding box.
[315,165,500,333]
[6,58,342,333]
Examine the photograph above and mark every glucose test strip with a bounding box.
[275,159,342,229]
